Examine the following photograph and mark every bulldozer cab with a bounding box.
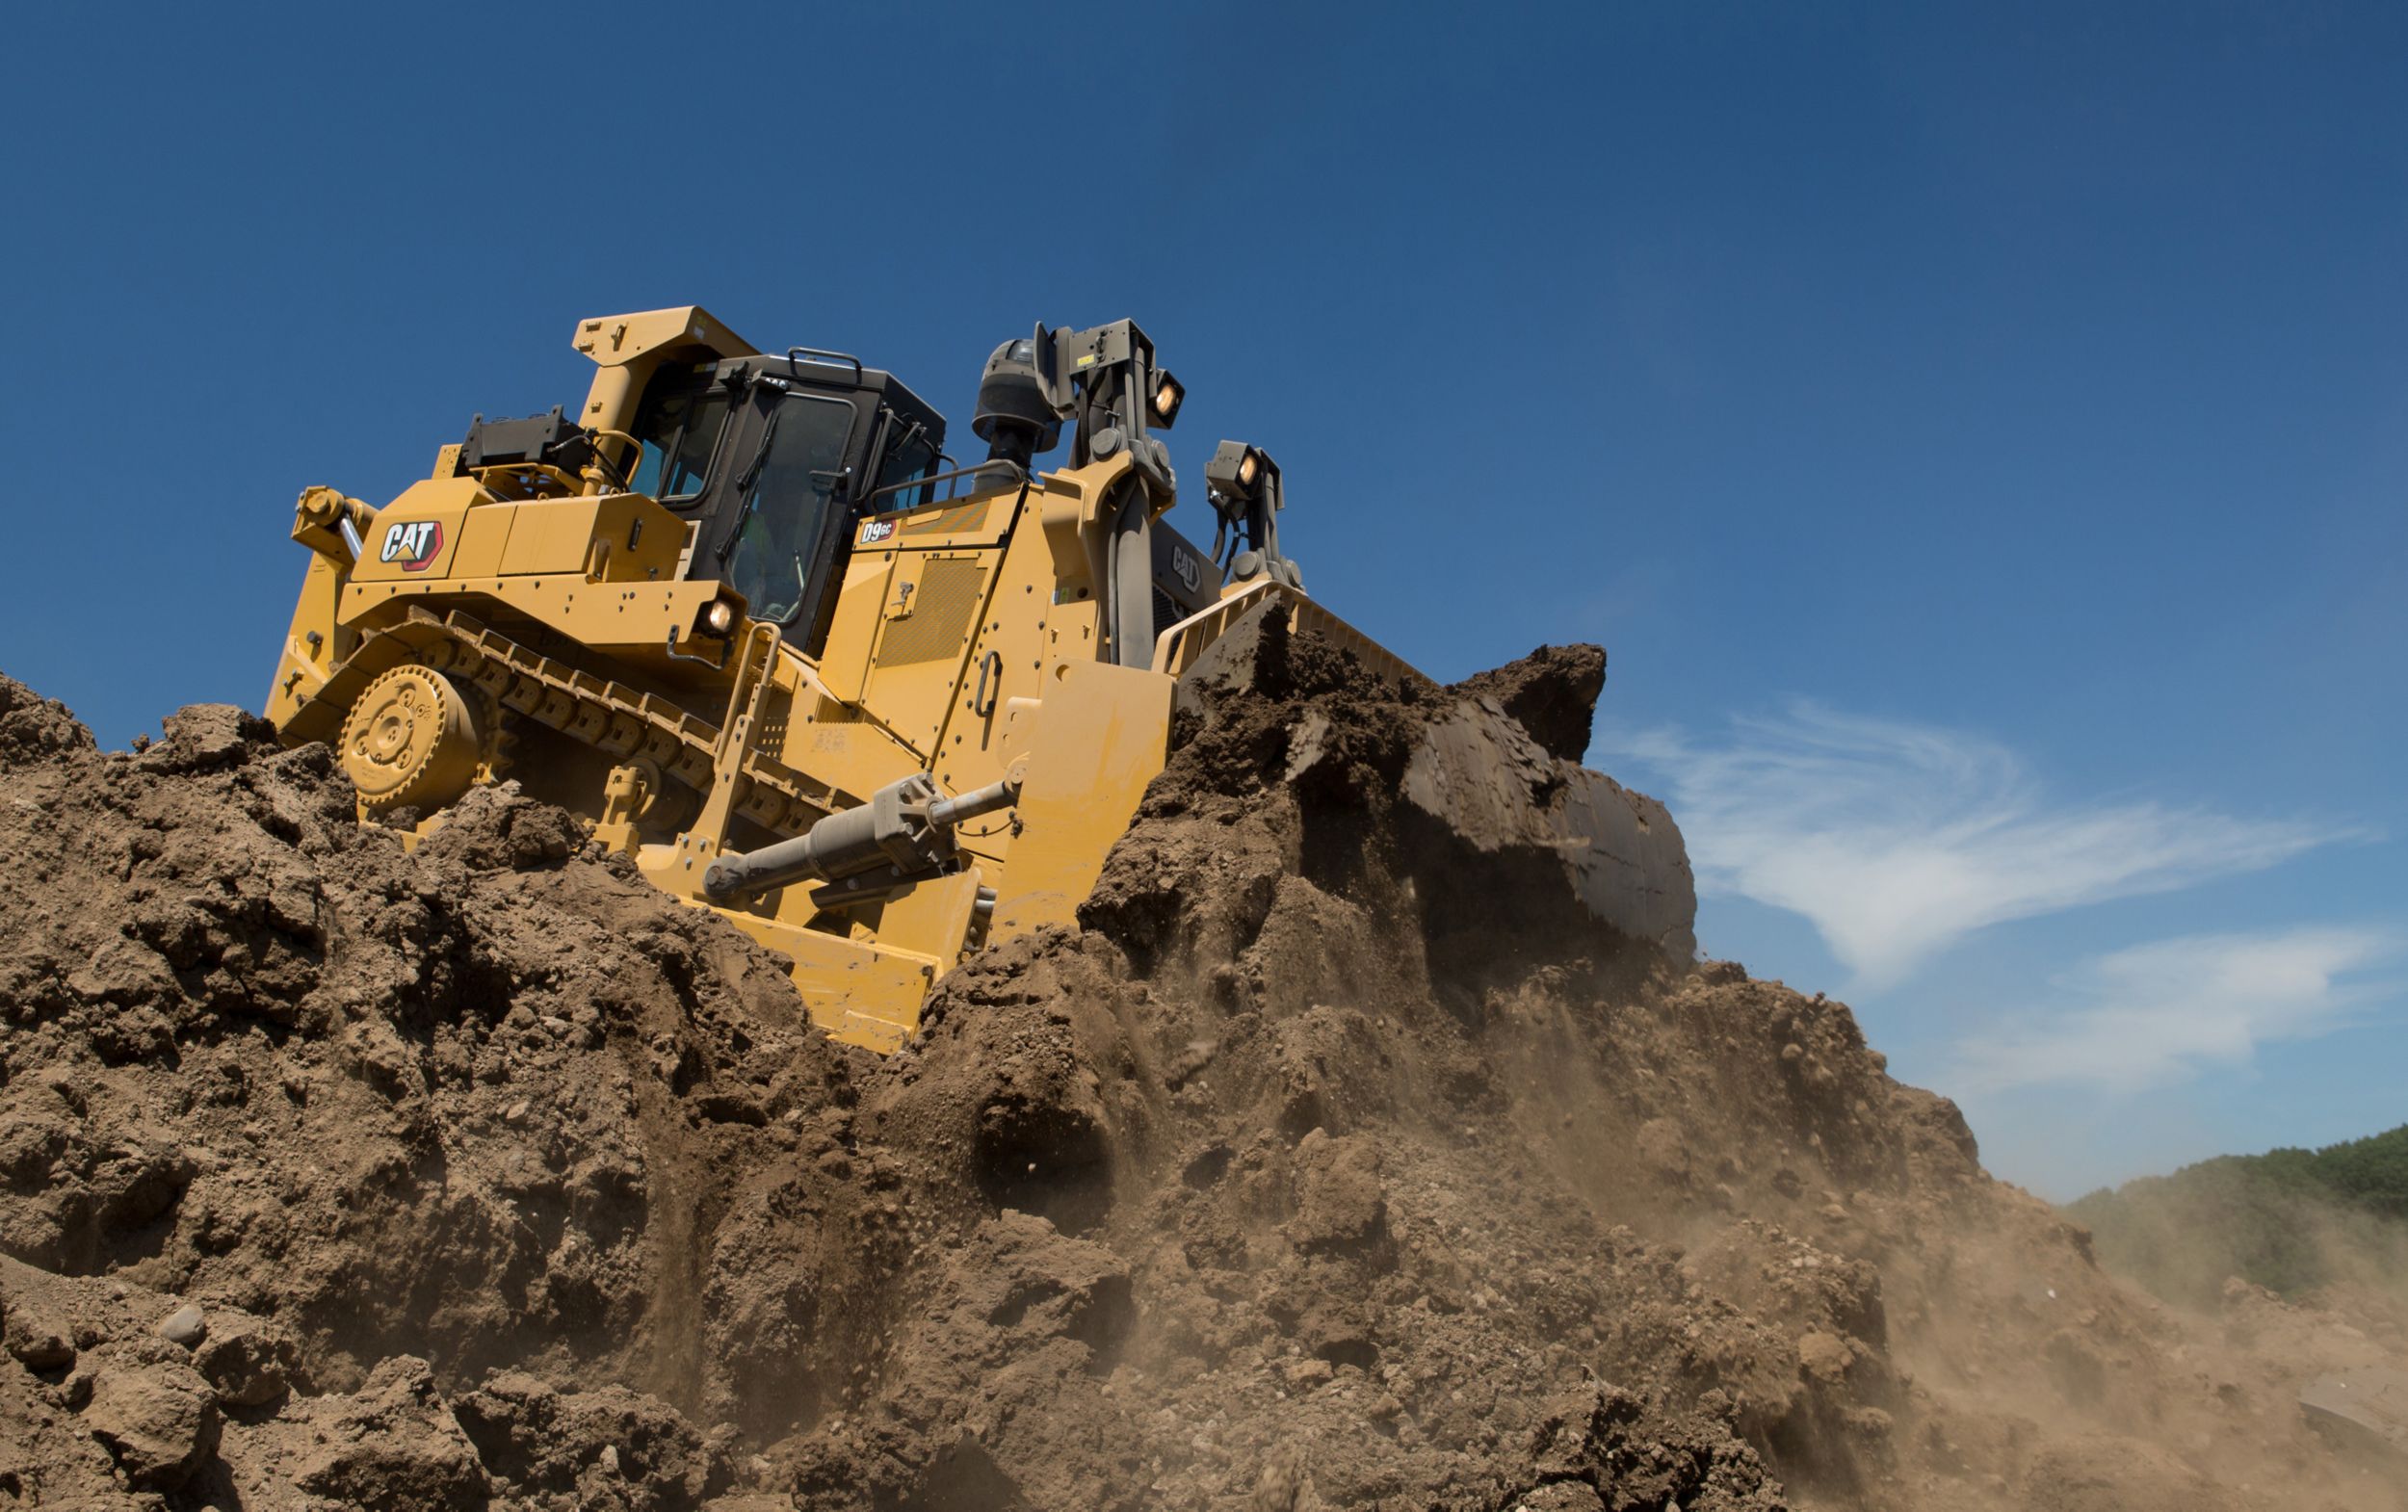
[624,353,947,656]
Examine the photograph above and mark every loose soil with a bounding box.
[0,648,2398,1510]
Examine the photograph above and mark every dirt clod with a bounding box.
[1450,641,1609,763]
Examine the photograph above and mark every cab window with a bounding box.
[876,418,941,511]
[627,384,732,504]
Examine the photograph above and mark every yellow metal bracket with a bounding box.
[670,620,785,884]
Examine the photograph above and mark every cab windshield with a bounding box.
[723,393,856,624]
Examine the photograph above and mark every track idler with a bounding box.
[339,665,484,814]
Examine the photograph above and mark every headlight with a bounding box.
[704,599,737,634]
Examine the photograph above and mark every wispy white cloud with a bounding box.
[1950,927,2401,1094]
[1606,703,2350,986]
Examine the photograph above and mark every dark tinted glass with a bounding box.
[724,394,855,624]
[627,387,732,503]
[877,425,940,510]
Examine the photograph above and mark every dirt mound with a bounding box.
[0,664,2399,1510]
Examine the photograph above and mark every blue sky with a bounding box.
[2,4,2400,1198]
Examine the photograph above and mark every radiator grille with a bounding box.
[879,558,985,665]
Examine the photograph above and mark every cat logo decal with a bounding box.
[380,520,444,572]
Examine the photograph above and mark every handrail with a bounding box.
[787,346,866,380]
[858,459,1027,514]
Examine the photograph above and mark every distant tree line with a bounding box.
[2064,1123,2408,1305]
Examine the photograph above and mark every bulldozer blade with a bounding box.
[1175,598,1697,961]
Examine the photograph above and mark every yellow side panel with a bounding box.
[861,552,993,756]
[450,507,512,579]
[989,660,1173,935]
[497,498,607,576]
[820,547,898,704]
[929,518,1064,794]
[589,493,686,581]
[460,494,683,582]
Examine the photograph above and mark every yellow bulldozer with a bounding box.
[267,307,1692,1051]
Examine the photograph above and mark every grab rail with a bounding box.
[857,459,1028,515]
[786,346,865,380]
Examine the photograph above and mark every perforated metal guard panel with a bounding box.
[879,557,985,665]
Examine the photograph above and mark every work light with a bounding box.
[1206,440,1270,501]
[1150,371,1185,428]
